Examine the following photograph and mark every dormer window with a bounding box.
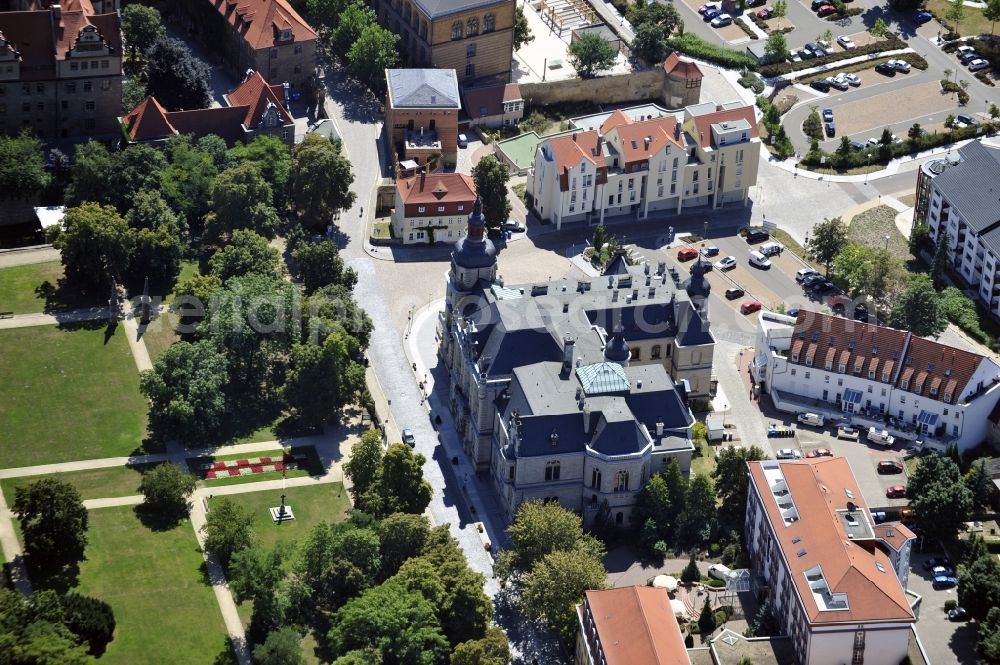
[901,380,909,391]
[418,206,425,213]
[792,353,799,362]
[838,364,846,373]
[882,372,890,382]
[279,29,292,41]
[944,392,953,403]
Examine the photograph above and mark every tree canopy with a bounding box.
[12,479,89,567]
[906,454,972,543]
[138,462,196,520]
[208,229,284,283]
[806,217,848,274]
[53,203,134,288]
[205,163,281,241]
[498,501,604,579]
[567,33,617,78]
[889,273,947,337]
[331,1,377,56]
[471,155,512,230]
[205,497,256,568]
[513,7,534,51]
[121,4,165,62]
[289,133,356,227]
[145,37,212,110]
[521,548,606,643]
[346,25,399,93]
[0,132,50,199]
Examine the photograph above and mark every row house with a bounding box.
[746,458,917,665]
[753,309,1000,452]
[528,101,759,229]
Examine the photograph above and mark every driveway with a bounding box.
[909,551,977,665]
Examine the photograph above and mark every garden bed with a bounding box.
[798,53,929,84]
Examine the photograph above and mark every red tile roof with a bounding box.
[749,459,915,625]
[600,109,633,134]
[0,6,121,81]
[900,335,984,401]
[582,586,689,665]
[546,131,607,192]
[207,0,317,51]
[873,523,916,553]
[663,52,703,80]
[226,70,294,127]
[611,116,683,166]
[122,96,176,142]
[691,105,758,150]
[462,83,521,119]
[166,106,248,144]
[397,172,476,205]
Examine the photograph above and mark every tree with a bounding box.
[12,478,88,566]
[907,454,972,543]
[54,203,133,288]
[991,103,1000,120]
[677,473,716,545]
[230,545,289,642]
[0,132,50,200]
[986,0,1000,35]
[364,444,434,517]
[498,501,604,579]
[161,135,219,223]
[632,23,668,64]
[121,4,165,62]
[959,554,1000,620]
[889,274,947,337]
[174,273,223,312]
[66,140,115,206]
[521,548,606,642]
[451,626,511,665]
[122,77,147,112]
[145,37,212,110]
[307,0,352,29]
[909,222,931,255]
[379,513,431,580]
[198,134,233,170]
[946,0,965,25]
[713,445,767,530]
[289,133,356,227]
[138,462,196,519]
[229,135,291,210]
[567,33,617,78]
[698,597,717,635]
[964,459,992,513]
[111,144,169,213]
[126,189,180,232]
[294,240,356,295]
[344,429,385,503]
[0,589,91,665]
[209,229,283,283]
[283,330,365,426]
[132,222,184,288]
[806,217,848,275]
[907,122,923,148]
[980,607,1000,662]
[681,552,700,584]
[60,592,116,656]
[763,32,789,61]
[205,163,281,241]
[141,340,229,445]
[471,155,512,230]
[634,460,687,543]
[254,627,304,665]
[346,25,399,93]
[870,17,890,38]
[514,6,534,51]
[331,1,377,56]
[204,498,255,568]
[932,231,951,289]
[329,583,450,664]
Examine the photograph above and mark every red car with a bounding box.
[698,2,719,13]
[877,460,904,474]
[817,4,837,15]
[677,247,699,261]
[886,485,906,498]
[741,300,762,315]
[757,7,773,18]
[806,448,832,458]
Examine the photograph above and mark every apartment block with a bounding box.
[528,101,759,229]
[576,586,690,665]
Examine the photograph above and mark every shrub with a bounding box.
[760,35,904,77]
[664,33,759,70]
[940,80,970,105]
[654,540,670,557]
[61,593,116,656]
[945,599,959,611]
[709,542,722,556]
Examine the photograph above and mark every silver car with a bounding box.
[716,255,737,271]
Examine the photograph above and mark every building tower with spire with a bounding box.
[442,196,498,358]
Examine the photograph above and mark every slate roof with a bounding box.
[409,0,508,19]
[931,141,1000,238]
[387,69,461,108]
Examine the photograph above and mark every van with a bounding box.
[749,251,771,269]
[708,564,732,581]
[760,241,783,257]
[797,412,825,427]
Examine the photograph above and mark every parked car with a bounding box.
[457,133,469,148]
[822,108,834,122]
[802,273,825,287]
[708,564,733,581]
[886,485,906,498]
[796,268,818,282]
[690,260,713,273]
[933,576,958,590]
[957,114,980,126]
[874,62,897,76]
[747,0,766,6]
[957,45,976,55]
[843,73,861,86]
[786,307,800,317]
[817,4,837,16]
[868,427,895,447]
[825,122,836,137]
[913,10,934,24]
[757,7,773,18]
[805,448,833,458]
[798,412,825,427]
[968,58,990,72]
[502,219,525,232]
[887,59,911,73]
[809,0,826,9]
[959,51,980,64]
[948,607,968,622]
[716,255,737,271]
[877,460,904,474]
[759,241,783,257]
[725,287,745,300]
[811,280,837,294]
[746,228,770,243]
[749,251,772,269]
[776,448,803,460]
[932,565,955,576]
[402,429,416,446]
[698,2,719,13]
[827,76,849,91]
[677,247,699,261]
[711,13,733,27]
[866,136,880,146]
[741,299,763,314]
[803,42,822,56]
[703,7,720,20]
[810,79,832,92]
[924,557,953,571]
[837,425,860,440]
[854,303,869,321]
[850,140,865,150]
[701,244,719,257]
[837,35,856,49]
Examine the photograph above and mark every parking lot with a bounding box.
[909,551,978,665]
[827,80,955,137]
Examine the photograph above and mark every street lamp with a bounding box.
[864,154,872,184]
[884,235,890,251]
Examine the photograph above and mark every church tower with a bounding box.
[442,196,498,353]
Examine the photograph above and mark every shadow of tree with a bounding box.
[24,555,81,594]
[133,502,189,532]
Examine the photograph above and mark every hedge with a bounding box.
[665,34,760,71]
[760,34,905,78]
[822,6,863,20]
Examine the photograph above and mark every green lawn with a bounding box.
[0,464,157,504]
[188,446,323,487]
[140,310,182,361]
[691,439,717,478]
[0,261,64,314]
[74,506,230,665]
[927,0,995,36]
[0,325,148,469]
[163,260,199,305]
[209,483,350,554]
[848,205,912,262]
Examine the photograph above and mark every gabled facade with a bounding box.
[528,101,759,229]
[0,1,122,139]
[753,309,1000,452]
[461,81,521,128]
[392,172,477,244]
[745,458,916,665]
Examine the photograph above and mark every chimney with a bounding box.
[674,124,681,141]
[632,288,638,301]
[562,333,575,374]
[655,420,664,436]
[573,133,578,142]
[644,137,651,149]
[637,379,642,389]
[51,4,61,21]
[583,402,591,433]
[612,290,619,302]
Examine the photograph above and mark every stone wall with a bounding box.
[518,69,665,107]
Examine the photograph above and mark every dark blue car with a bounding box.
[703,8,720,20]
[914,10,933,24]
[932,575,958,590]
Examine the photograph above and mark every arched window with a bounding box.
[614,470,629,492]
[545,460,561,481]
[484,13,495,32]
[451,21,462,40]
[591,468,602,489]
[403,4,411,21]
[615,512,624,525]
[651,344,662,359]
[466,17,479,37]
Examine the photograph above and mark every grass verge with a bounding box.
[0,261,65,314]
[0,464,158,504]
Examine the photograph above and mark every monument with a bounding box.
[139,276,151,325]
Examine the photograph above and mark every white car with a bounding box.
[776,448,803,460]
[969,59,989,72]
[716,255,737,271]
[711,12,733,27]
[867,137,880,146]
[797,412,825,426]
[796,267,818,282]
[888,59,911,73]
[957,45,976,55]
[837,35,856,49]
[749,250,772,269]
[867,427,895,447]
[843,73,861,86]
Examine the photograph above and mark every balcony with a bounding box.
[405,128,440,150]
